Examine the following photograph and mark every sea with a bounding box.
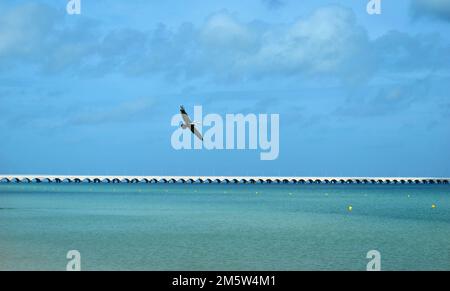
[0,183,449,271]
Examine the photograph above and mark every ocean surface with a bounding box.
[0,183,449,271]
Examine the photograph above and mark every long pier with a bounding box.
[0,175,449,184]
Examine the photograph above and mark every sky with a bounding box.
[0,0,450,177]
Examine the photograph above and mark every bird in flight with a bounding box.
[180,105,203,141]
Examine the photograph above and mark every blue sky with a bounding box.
[0,0,449,177]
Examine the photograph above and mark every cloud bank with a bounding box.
[0,4,377,84]
[0,3,448,86]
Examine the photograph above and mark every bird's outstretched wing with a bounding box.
[190,124,203,141]
[180,107,192,125]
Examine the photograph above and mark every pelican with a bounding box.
[180,105,203,141]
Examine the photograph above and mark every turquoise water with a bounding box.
[0,183,449,271]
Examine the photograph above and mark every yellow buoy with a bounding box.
[348,205,353,212]
[432,204,436,209]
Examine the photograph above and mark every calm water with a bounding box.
[0,183,449,271]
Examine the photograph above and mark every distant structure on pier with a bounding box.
[0,175,449,184]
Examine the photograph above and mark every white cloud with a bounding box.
[0,3,98,74]
[239,6,372,81]
[201,12,256,50]
[171,6,373,83]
